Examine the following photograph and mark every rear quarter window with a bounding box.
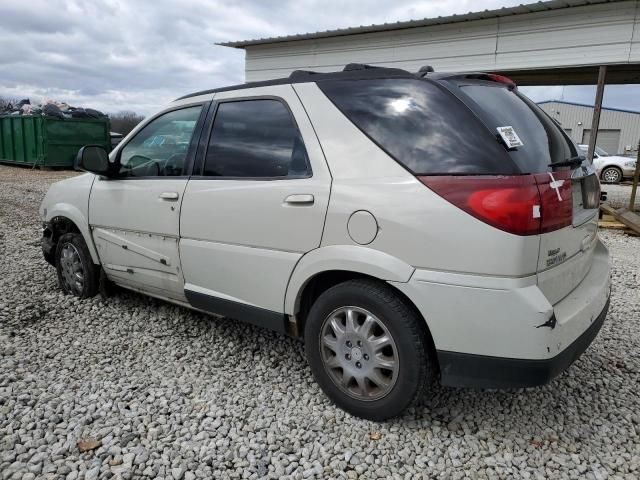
[448,80,578,173]
[318,78,516,175]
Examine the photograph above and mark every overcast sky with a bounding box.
[1,0,637,116]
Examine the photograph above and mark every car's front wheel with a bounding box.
[55,233,99,298]
[304,279,435,421]
[601,166,623,183]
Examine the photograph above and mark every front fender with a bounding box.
[45,203,100,264]
[284,245,415,315]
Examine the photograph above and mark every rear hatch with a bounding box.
[443,75,601,304]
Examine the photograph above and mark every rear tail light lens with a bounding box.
[419,176,541,235]
[534,171,572,233]
[419,173,573,236]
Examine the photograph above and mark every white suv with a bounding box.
[40,65,611,420]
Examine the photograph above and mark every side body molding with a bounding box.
[284,245,415,315]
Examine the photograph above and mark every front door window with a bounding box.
[118,106,203,178]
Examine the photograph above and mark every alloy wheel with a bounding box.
[602,168,621,183]
[319,306,399,401]
[59,243,85,295]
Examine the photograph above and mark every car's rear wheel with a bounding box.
[304,278,435,421]
[601,166,622,184]
[55,233,99,298]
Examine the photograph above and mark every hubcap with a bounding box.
[603,169,620,183]
[320,306,399,401]
[59,243,84,295]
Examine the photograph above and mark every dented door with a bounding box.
[87,103,207,301]
[89,178,189,301]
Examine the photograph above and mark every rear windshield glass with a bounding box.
[450,81,578,173]
[318,78,516,175]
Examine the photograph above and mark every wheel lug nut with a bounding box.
[356,361,362,368]
[363,354,369,361]
[357,340,362,347]
[345,353,351,360]
[346,341,352,348]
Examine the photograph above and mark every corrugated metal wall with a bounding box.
[539,101,640,156]
[243,0,640,81]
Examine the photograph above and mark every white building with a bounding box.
[221,0,640,158]
[539,101,640,156]
[221,0,640,86]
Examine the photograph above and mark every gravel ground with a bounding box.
[1,164,639,480]
[602,184,640,210]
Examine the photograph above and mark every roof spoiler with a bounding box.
[437,72,517,89]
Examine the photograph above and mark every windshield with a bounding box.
[449,80,579,173]
[578,145,609,157]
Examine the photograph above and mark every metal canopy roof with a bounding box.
[219,0,624,48]
[497,64,640,85]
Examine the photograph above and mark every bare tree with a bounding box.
[109,111,145,135]
[0,96,19,112]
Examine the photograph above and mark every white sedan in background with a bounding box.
[577,144,637,183]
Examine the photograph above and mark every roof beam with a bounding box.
[497,64,640,86]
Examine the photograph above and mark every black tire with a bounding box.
[601,166,623,184]
[304,278,436,421]
[55,232,99,298]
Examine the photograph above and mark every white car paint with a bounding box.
[292,83,542,277]
[39,173,100,263]
[40,74,611,392]
[89,177,189,301]
[393,241,609,361]
[179,85,332,313]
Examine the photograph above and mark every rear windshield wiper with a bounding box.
[550,155,585,168]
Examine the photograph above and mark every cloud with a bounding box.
[1,0,638,116]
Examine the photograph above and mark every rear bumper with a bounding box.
[391,238,611,389]
[437,296,609,388]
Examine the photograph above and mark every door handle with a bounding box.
[284,194,314,206]
[159,192,179,201]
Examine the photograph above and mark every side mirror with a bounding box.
[75,145,113,176]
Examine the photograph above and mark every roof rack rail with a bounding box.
[343,63,384,71]
[289,69,322,81]
[416,65,435,77]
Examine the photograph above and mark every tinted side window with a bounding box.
[318,78,515,175]
[118,106,202,178]
[203,100,310,178]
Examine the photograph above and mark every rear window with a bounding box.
[449,80,579,173]
[318,78,516,175]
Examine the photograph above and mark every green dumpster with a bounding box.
[0,115,111,168]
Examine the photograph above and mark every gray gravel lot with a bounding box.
[1,164,639,480]
[602,184,640,210]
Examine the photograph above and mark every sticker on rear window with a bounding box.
[496,126,524,148]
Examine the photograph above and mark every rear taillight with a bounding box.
[418,173,573,236]
[534,171,572,233]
